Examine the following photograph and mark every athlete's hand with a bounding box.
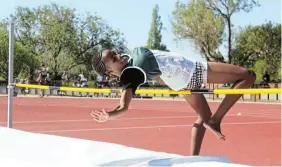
[91,109,110,122]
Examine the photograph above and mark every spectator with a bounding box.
[97,75,103,82]
[261,71,270,88]
[40,64,48,80]
[45,73,51,85]
[61,70,69,85]
[27,73,34,84]
[78,72,88,87]
[36,64,48,85]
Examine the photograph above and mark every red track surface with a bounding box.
[0,96,281,166]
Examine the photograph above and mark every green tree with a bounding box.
[68,13,127,72]
[0,25,36,80]
[146,4,168,51]
[3,7,41,75]
[171,0,225,62]
[232,22,281,80]
[10,4,75,77]
[250,60,265,82]
[205,0,259,63]
[38,4,77,77]
[9,3,127,77]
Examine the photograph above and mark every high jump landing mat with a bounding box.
[0,126,252,167]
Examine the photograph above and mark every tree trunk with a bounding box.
[227,17,232,64]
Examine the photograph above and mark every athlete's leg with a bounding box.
[204,62,256,139]
[184,94,213,155]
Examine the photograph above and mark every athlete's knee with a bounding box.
[241,69,256,80]
[233,79,243,86]
[246,70,256,83]
[248,70,257,77]
[192,123,204,128]
[195,114,211,125]
[248,70,256,78]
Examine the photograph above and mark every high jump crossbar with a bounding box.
[15,83,282,95]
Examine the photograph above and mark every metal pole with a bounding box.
[7,22,14,128]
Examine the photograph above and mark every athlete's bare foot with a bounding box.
[204,120,225,141]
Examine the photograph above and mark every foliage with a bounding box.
[0,25,37,80]
[250,59,265,82]
[232,22,281,80]
[171,0,225,61]
[8,3,127,78]
[146,5,168,51]
[205,0,260,63]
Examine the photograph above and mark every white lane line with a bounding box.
[0,114,241,124]
[1,112,280,125]
[33,121,280,133]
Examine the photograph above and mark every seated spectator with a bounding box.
[77,72,88,87]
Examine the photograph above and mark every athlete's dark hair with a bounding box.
[92,51,106,75]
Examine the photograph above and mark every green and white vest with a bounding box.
[122,47,197,91]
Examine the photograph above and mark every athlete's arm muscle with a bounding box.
[108,88,133,119]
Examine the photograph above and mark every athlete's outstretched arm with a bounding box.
[108,67,146,119]
[91,89,133,122]
[91,67,145,122]
[108,88,133,119]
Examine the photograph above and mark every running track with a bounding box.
[0,96,281,166]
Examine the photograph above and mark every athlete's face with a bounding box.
[101,49,127,76]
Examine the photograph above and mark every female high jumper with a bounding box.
[90,47,256,155]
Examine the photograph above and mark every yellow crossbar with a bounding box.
[14,84,281,95]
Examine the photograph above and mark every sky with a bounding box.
[0,0,281,61]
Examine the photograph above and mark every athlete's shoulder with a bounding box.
[128,47,154,60]
[131,47,152,54]
[119,66,147,92]
[121,66,146,78]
